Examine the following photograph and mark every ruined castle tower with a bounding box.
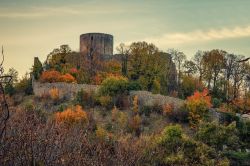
[80,33,113,58]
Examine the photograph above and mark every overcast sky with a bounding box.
[1,0,250,76]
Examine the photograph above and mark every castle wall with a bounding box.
[32,81,99,100]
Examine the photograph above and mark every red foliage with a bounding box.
[187,89,212,108]
[69,68,78,74]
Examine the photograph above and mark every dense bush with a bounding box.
[196,122,239,151]
[55,105,88,126]
[40,70,76,83]
[127,81,141,91]
[75,89,97,108]
[168,106,189,123]
[15,74,33,95]
[212,98,222,108]
[99,76,129,97]
[186,89,212,127]
[146,125,227,166]
[98,95,113,110]
[223,151,250,166]
[219,111,240,125]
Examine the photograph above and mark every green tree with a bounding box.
[33,57,43,80]
[4,68,18,96]
[128,42,164,92]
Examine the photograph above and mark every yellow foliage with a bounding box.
[49,87,59,101]
[55,105,88,126]
[118,112,128,129]
[111,106,119,122]
[133,95,139,114]
[130,114,141,131]
[99,95,112,108]
[96,126,113,141]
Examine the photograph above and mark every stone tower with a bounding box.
[80,33,113,59]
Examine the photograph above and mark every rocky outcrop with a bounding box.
[129,91,185,110]
[32,81,99,100]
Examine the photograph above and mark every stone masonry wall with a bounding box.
[32,81,99,100]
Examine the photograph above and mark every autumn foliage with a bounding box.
[49,87,59,101]
[162,103,174,116]
[186,89,212,127]
[40,70,76,83]
[55,105,88,126]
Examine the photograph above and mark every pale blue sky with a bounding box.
[0,0,250,76]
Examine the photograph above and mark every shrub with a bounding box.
[212,98,222,108]
[75,89,97,108]
[168,107,189,123]
[96,126,113,142]
[99,76,129,97]
[146,125,222,166]
[4,83,16,96]
[132,96,139,114]
[219,111,240,125]
[162,103,174,116]
[151,79,161,94]
[59,73,76,83]
[224,151,250,166]
[98,95,113,110]
[40,70,76,83]
[40,70,61,83]
[111,106,119,122]
[237,120,250,148]
[129,114,141,135]
[186,89,212,128]
[195,122,239,151]
[127,81,141,91]
[55,105,88,126]
[49,87,59,101]
[117,112,128,130]
[15,74,33,95]
[140,106,152,117]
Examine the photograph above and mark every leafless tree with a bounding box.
[0,46,12,141]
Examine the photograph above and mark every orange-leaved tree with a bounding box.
[59,73,76,83]
[40,70,61,83]
[186,89,212,128]
[40,70,76,83]
[55,105,88,126]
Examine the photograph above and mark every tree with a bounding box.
[231,56,249,99]
[116,43,130,76]
[186,89,212,127]
[181,75,204,98]
[128,42,164,92]
[15,73,33,95]
[183,60,197,76]
[168,49,186,91]
[0,46,12,141]
[193,50,206,82]
[4,68,18,96]
[203,50,226,91]
[33,57,43,80]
